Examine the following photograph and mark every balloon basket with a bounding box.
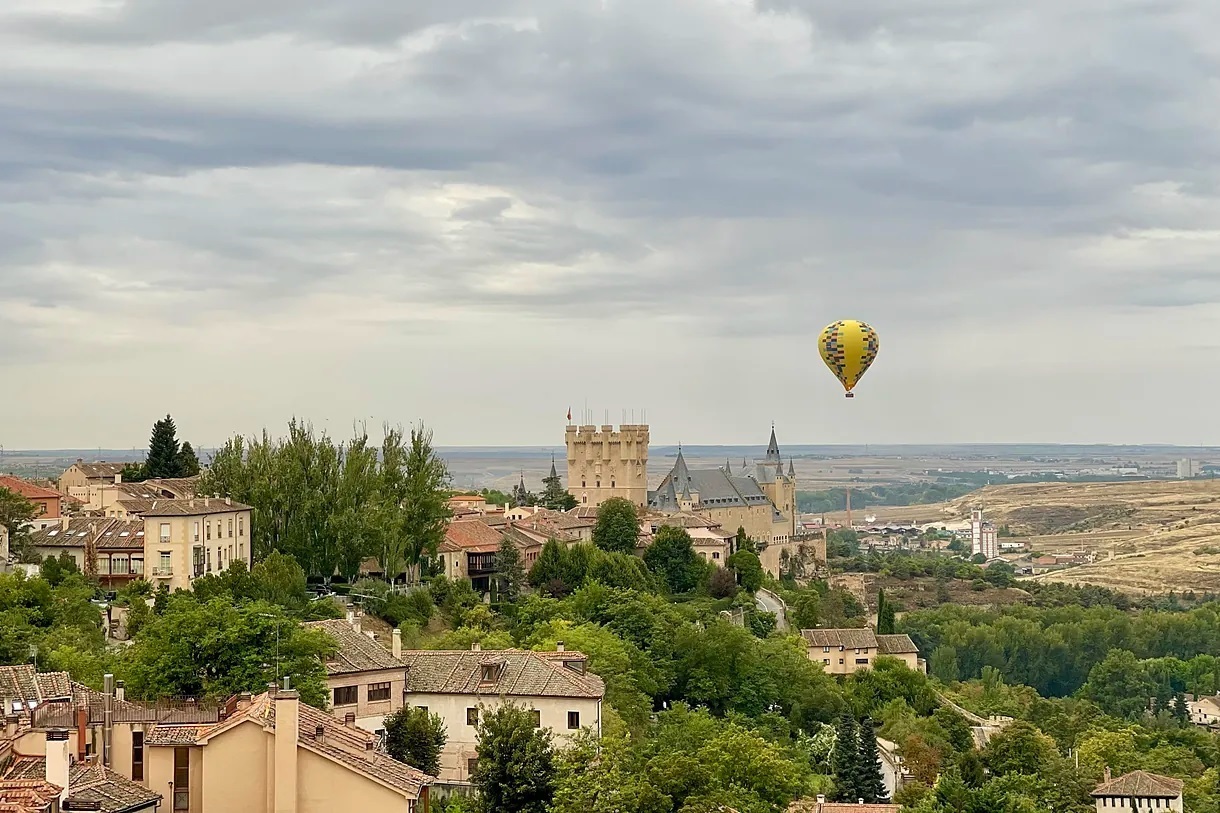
[845,392,854,399]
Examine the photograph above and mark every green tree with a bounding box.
[0,487,38,559]
[1082,650,1157,719]
[727,551,764,593]
[982,720,1057,777]
[528,540,569,594]
[384,705,447,776]
[474,703,556,813]
[176,441,202,477]
[145,414,183,479]
[856,716,888,803]
[592,498,639,555]
[251,551,310,612]
[644,526,703,593]
[708,566,738,599]
[539,461,577,511]
[832,712,861,802]
[929,645,960,683]
[495,537,527,602]
[1173,691,1189,726]
[876,588,896,635]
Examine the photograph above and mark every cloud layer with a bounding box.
[4,0,1220,448]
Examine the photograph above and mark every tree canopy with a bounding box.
[592,498,639,554]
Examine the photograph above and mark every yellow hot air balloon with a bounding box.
[819,320,879,398]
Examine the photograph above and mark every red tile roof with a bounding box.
[1092,770,1184,797]
[440,519,505,553]
[0,477,60,501]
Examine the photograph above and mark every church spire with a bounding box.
[765,423,780,464]
[787,458,795,478]
[549,454,558,480]
[673,444,691,486]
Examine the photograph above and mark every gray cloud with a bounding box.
[2,0,1220,447]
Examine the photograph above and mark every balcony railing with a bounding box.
[151,566,173,577]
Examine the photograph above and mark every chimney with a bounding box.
[114,474,121,485]
[858,800,864,806]
[115,681,125,702]
[60,516,70,531]
[352,616,361,636]
[1104,766,1111,782]
[815,795,825,805]
[102,674,114,768]
[237,693,253,711]
[556,641,565,653]
[314,724,325,744]
[204,497,210,508]
[472,642,481,652]
[392,628,402,660]
[46,729,71,805]
[5,709,19,739]
[274,681,299,813]
[225,496,232,506]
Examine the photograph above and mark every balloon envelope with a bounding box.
[819,320,879,395]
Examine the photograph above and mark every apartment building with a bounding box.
[57,462,127,504]
[141,498,253,592]
[0,477,62,533]
[401,644,604,783]
[304,619,408,736]
[801,629,924,675]
[28,519,147,587]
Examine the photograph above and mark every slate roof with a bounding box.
[1091,770,1184,798]
[800,629,880,649]
[402,649,604,699]
[140,498,251,517]
[4,758,160,813]
[149,692,433,797]
[0,477,60,501]
[305,619,406,675]
[876,634,920,655]
[29,520,144,551]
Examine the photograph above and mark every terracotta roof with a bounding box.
[0,778,60,813]
[567,506,599,520]
[801,629,879,649]
[0,478,60,501]
[876,634,920,655]
[1092,770,1184,798]
[150,692,432,797]
[0,666,73,708]
[69,463,127,480]
[305,619,406,675]
[28,520,144,551]
[140,498,251,517]
[788,803,901,813]
[448,495,486,503]
[441,519,505,554]
[4,758,160,813]
[402,649,604,699]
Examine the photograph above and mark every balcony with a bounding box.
[151,567,173,578]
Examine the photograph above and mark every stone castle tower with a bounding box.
[565,423,650,508]
[756,426,798,538]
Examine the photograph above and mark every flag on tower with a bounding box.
[567,407,572,422]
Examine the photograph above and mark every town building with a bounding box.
[0,477,62,533]
[447,495,488,513]
[141,498,253,592]
[565,423,650,509]
[28,519,147,588]
[788,797,901,813]
[1188,694,1220,728]
[304,619,408,736]
[970,509,998,560]
[1177,459,1197,479]
[1091,769,1183,812]
[57,462,128,504]
[400,644,604,783]
[800,629,924,675]
[438,519,511,592]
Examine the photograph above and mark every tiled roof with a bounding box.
[800,629,879,650]
[0,666,73,708]
[402,649,604,699]
[4,758,160,813]
[28,520,144,551]
[140,498,251,517]
[440,519,505,554]
[0,778,61,813]
[877,634,920,655]
[0,477,60,501]
[150,692,433,797]
[305,619,406,675]
[70,463,127,480]
[1092,770,1184,797]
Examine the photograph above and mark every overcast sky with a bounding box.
[4,0,1220,449]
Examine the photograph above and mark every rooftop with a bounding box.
[1091,770,1184,798]
[440,519,505,554]
[68,462,126,480]
[801,629,881,650]
[0,477,60,502]
[304,619,406,675]
[4,758,160,813]
[139,498,251,517]
[402,648,604,699]
[28,519,145,550]
[876,634,920,655]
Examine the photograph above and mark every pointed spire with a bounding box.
[725,458,732,474]
[766,423,780,462]
[549,454,558,480]
[673,444,691,485]
[787,458,796,478]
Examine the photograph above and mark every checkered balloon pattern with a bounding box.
[819,320,879,392]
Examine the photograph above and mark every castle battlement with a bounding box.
[565,423,649,508]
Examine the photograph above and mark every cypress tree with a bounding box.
[831,712,861,802]
[1173,692,1189,726]
[856,716,888,803]
[876,588,896,635]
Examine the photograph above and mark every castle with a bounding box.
[566,423,797,547]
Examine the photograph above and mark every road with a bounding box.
[755,588,788,631]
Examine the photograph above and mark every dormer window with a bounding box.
[480,662,504,683]
[562,659,587,675]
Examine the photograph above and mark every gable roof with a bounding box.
[28,520,145,551]
[304,619,405,675]
[801,629,879,649]
[0,777,61,813]
[877,634,920,655]
[69,463,127,481]
[0,666,72,709]
[149,692,432,798]
[440,519,505,554]
[3,758,160,813]
[1092,770,1184,797]
[0,478,60,501]
[402,649,604,699]
[140,498,251,517]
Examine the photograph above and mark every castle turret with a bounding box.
[565,422,649,508]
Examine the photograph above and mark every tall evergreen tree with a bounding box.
[176,441,202,477]
[876,588,896,635]
[539,457,577,510]
[856,716,888,803]
[495,537,527,602]
[831,712,861,802]
[145,414,183,479]
[1173,691,1189,726]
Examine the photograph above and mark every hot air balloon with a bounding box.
[819,320,879,398]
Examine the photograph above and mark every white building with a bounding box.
[1091,769,1182,812]
[1177,459,1198,479]
[970,509,998,560]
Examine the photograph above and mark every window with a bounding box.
[206,522,211,541]
[239,516,245,536]
[132,731,144,781]
[216,521,222,539]
[38,503,46,515]
[712,552,720,560]
[228,519,233,538]
[416,706,428,714]
[839,659,845,665]
[160,523,171,544]
[132,558,145,575]
[856,658,869,665]
[206,548,212,573]
[96,557,111,575]
[568,711,580,730]
[467,707,479,726]
[480,664,499,682]
[334,686,358,706]
[159,551,171,573]
[822,647,830,653]
[368,683,391,702]
[238,543,245,561]
[193,522,200,543]
[823,658,831,665]
[531,710,541,728]
[467,758,479,776]
[173,747,190,810]
[112,554,129,575]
